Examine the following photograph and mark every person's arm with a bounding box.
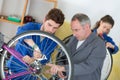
[106,42,119,54]
[17,23,42,63]
[46,63,66,78]
[17,22,36,35]
[73,46,106,76]
[104,34,119,54]
[47,42,106,77]
[24,39,42,59]
[22,39,42,64]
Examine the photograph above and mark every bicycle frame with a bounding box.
[0,31,73,80]
[2,44,36,80]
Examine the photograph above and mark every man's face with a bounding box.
[71,19,87,41]
[43,19,60,34]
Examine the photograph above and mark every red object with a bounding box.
[24,16,35,23]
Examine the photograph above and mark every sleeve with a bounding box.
[16,22,35,41]
[16,22,35,35]
[40,38,57,64]
[73,41,106,76]
[15,42,30,56]
[104,34,119,54]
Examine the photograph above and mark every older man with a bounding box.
[47,13,106,80]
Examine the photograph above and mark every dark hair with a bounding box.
[93,15,114,29]
[71,13,91,27]
[45,8,65,26]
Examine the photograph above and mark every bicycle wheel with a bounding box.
[100,49,113,80]
[0,30,72,80]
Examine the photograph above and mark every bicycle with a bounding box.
[0,31,72,80]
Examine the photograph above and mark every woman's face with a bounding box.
[99,21,113,34]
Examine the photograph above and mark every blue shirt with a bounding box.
[7,22,57,79]
[16,22,57,63]
[93,29,119,54]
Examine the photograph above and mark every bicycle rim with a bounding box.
[0,30,72,80]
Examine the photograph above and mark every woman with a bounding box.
[92,15,119,54]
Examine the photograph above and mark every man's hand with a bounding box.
[57,71,67,79]
[33,44,43,60]
[33,50,42,60]
[22,55,35,64]
[24,39,43,60]
[46,63,66,79]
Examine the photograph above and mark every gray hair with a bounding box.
[71,13,91,27]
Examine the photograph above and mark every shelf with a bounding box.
[45,0,57,8]
[0,18,21,25]
[0,0,57,26]
[45,0,57,2]
[20,0,28,26]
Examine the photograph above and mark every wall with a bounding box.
[0,0,55,42]
[108,48,120,80]
[0,23,18,42]
[27,0,54,22]
[0,0,25,42]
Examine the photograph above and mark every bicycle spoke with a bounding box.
[0,31,72,80]
[10,60,28,70]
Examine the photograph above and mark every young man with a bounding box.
[47,13,106,80]
[7,8,65,80]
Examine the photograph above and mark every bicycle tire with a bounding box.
[0,30,72,80]
[100,49,113,80]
